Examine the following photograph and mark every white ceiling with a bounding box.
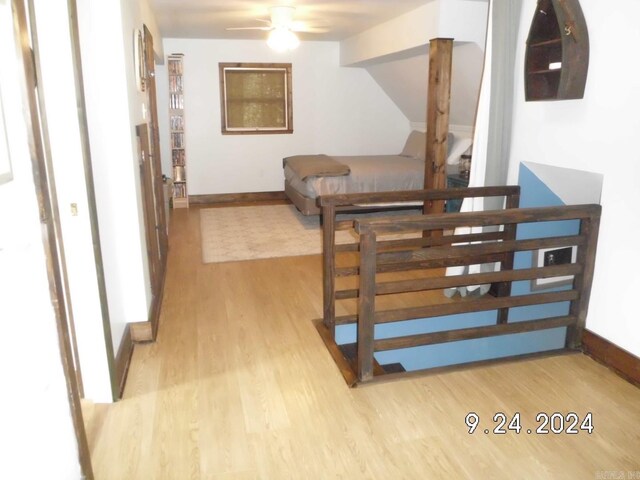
[148,0,433,41]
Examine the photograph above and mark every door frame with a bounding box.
[11,0,93,476]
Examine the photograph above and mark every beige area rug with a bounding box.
[200,204,419,263]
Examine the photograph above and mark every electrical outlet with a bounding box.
[543,247,573,266]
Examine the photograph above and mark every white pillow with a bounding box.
[400,131,427,160]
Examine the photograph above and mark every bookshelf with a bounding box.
[168,53,188,208]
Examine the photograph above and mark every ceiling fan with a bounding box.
[226,6,325,51]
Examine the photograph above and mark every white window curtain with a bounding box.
[444,0,523,298]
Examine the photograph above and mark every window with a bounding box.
[219,63,293,135]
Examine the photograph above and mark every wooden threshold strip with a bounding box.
[374,315,575,351]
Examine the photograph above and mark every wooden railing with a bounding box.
[350,204,601,383]
[317,186,522,338]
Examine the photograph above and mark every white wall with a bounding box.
[76,0,161,360]
[508,0,640,356]
[0,0,80,474]
[366,42,484,126]
[32,0,114,402]
[158,39,410,195]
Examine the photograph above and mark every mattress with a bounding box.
[283,154,424,199]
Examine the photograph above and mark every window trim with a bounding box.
[219,62,293,135]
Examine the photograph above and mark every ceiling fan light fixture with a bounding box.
[267,27,300,51]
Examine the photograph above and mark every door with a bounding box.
[3,0,93,476]
[136,123,163,339]
[143,25,168,260]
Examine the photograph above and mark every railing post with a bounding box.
[496,190,521,324]
[566,211,601,349]
[321,205,337,336]
[357,229,377,382]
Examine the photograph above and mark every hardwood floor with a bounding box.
[85,206,640,479]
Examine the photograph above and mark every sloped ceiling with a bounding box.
[366,42,485,126]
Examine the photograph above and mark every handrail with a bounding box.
[354,204,601,235]
[318,186,521,337]
[353,204,601,383]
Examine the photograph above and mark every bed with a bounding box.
[283,131,472,215]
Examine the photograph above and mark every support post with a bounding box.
[566,212,601,349]
[357,230,377,382]
[321,205,336,336]
[496,190,521,324]
[424,38,453,216]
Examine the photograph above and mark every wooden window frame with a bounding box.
[219,62,293,135]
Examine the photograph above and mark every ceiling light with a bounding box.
[267,27,300,52]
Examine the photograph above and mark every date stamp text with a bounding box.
[464,411,594,435]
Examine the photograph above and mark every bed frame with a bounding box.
[284,179,319,215]
[285,179,421,216]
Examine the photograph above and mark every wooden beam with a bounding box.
[334,290,579,326]
[374,316,576,352]
[424,38,453,215]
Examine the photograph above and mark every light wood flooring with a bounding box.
[85,206,640,479]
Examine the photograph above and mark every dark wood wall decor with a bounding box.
[525,0,589,101]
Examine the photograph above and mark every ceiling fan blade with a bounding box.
[291,26,329,33]
[225,26,272,31]
[290,21,329,33]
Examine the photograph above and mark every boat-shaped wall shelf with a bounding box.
[525,0,589,101]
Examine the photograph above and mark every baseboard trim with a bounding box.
[114,324,134,398]
[189,191,287,205]
[150,260,167,341]
[582,329,640,387]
